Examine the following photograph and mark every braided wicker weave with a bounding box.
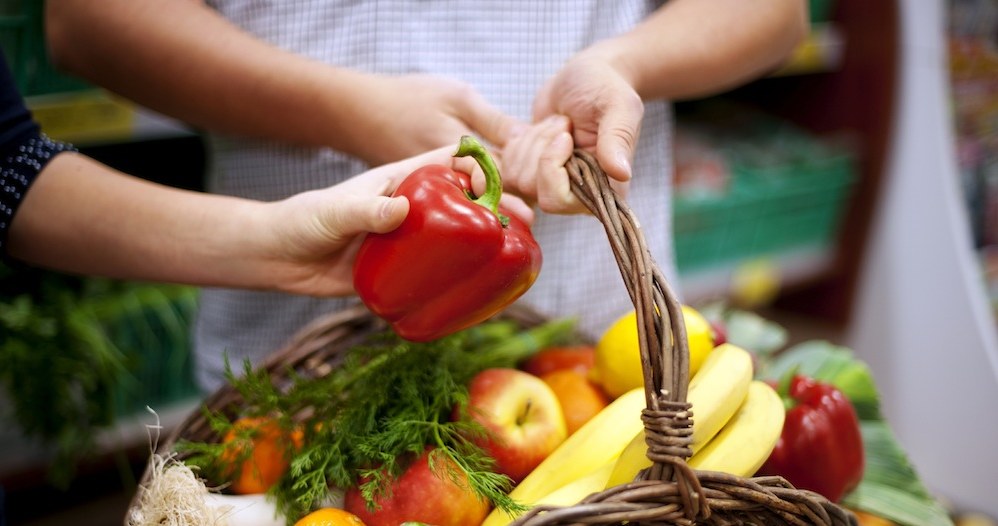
[130,152,857,526]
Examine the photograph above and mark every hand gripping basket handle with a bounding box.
[507,151,859,525]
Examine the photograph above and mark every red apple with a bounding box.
[343,447,489,526]
[459,367,567,483]
[520,345,596,377]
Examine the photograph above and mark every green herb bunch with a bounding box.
[179,316,576,523]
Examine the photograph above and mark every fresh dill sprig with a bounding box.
[181,317,575,523]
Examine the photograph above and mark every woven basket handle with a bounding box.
[565,151,705,500]
[565,150,689,403]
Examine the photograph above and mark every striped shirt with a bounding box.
[196,0,676,391]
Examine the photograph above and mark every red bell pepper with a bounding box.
[352,136,542,342]
[758,372,865,503]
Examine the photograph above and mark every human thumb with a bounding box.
[368,196,410,234]
[596,97,643,183]
[330,195,410,238]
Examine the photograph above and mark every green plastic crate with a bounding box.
[673,152,855,273]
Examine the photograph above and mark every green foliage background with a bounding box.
[0,266,198,485]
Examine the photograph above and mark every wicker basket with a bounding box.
[130,151,858,526]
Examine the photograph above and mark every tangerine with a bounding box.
[539,369,610,435]
[221,416,304,494]
[295,508,367,526]
[849,509,896,526]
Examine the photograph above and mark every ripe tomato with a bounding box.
[520,345,596,377]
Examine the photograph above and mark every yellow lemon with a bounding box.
[682,306,715,376]
[730,258,780,308]
[592,305,715,398]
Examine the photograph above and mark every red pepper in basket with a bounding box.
[352,136,542,342]
[758,372,865,503]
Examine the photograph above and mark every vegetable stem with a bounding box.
[777,364,800,412]
[454,135,510,227]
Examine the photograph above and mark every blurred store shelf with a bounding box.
[26,90,195,147]
[679,246,837,305]
[773,24,847,77]
[0,397,199,490]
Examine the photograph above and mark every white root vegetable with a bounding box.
[127,450,229,526]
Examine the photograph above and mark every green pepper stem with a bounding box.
[454,135,509,227]
[777,364,800,412]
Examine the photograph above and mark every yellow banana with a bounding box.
[604,424,650,488]
[685,343,755,453]
[481,387,646,526]
[533,460,614,508]
[687,380,785,476]
[604,343,755,488]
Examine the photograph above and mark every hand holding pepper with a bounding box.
[758,372,865,503]
[352,136,542,342]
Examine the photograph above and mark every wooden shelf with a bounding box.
[772,0,899,323]
[678,0,899,324]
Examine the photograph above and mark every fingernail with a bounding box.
[544,114,568,126]
[552,131,572,149]
[378,198,394,220]
[381,196,407,220]
[615,152,632,180]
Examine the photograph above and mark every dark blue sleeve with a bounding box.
[0,49,75,255]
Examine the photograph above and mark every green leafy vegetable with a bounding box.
[765,340,881,421]
[723,309,788,358]
[700,302,787,369]
[179,316,576,523]
[842,421,953,526]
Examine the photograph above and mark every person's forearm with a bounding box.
[45,0,375,156]
[6,153,280,289]
[597,0,808,101]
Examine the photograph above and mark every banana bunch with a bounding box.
[483,343,785,526]
[687,380,785,475]
[605,343,756,487]
[609,378,785,486]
